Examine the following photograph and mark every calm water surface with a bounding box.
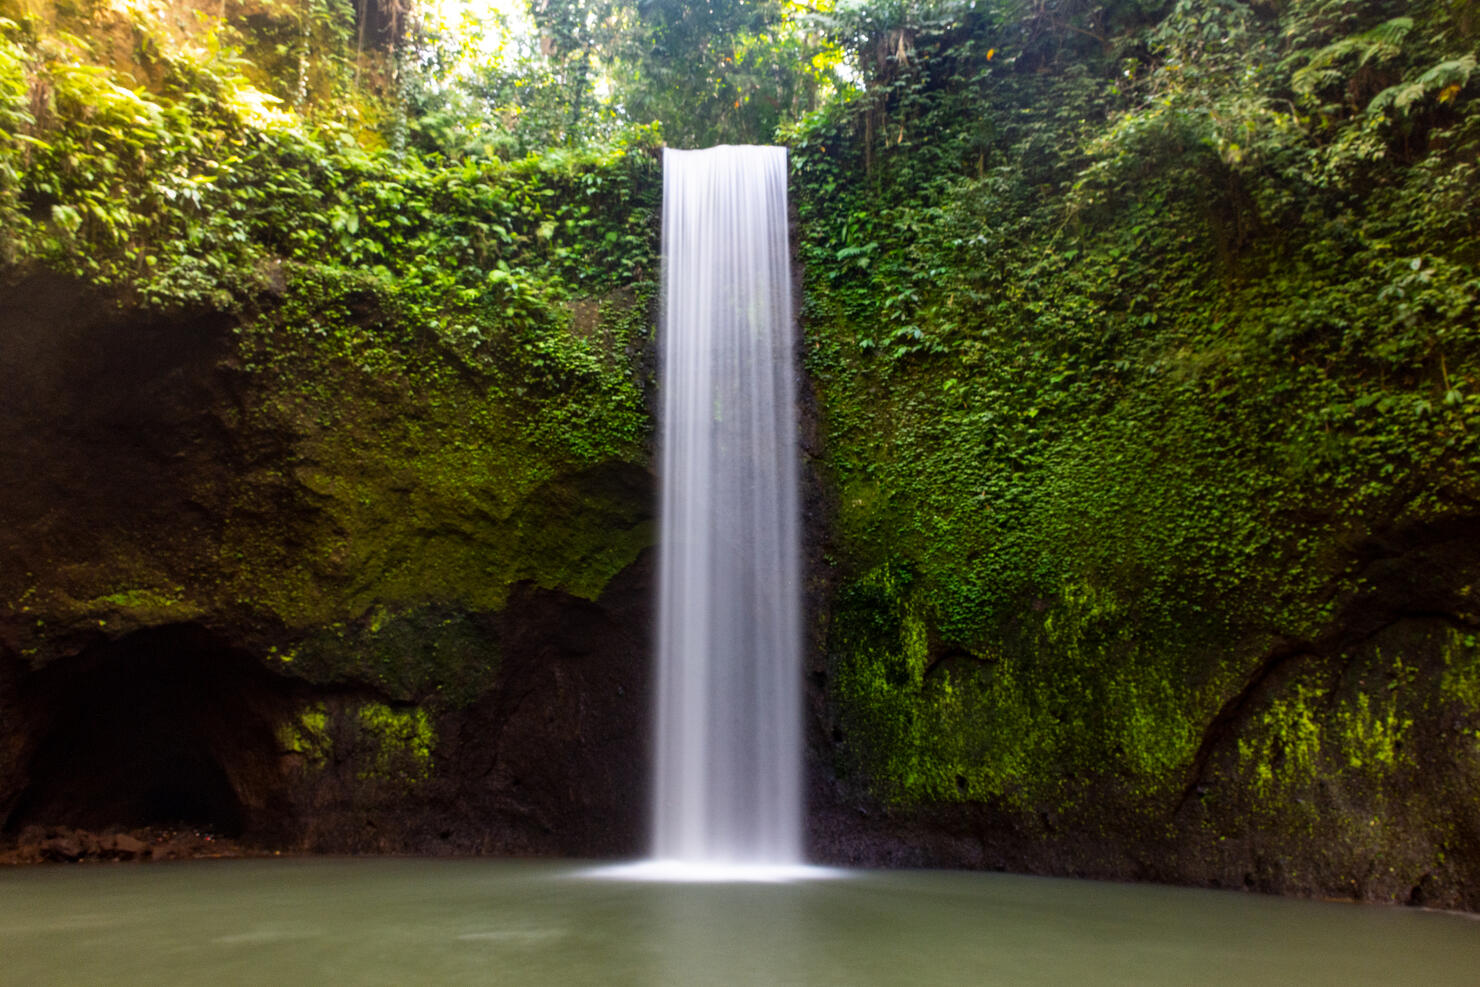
[1,859,1476,985]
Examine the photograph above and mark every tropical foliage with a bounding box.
[4,0,1480,846]
[791,0,1480,813]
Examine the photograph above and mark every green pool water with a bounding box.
[1,858,1476,985]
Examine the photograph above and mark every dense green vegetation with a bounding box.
[4,0,1480,888]
[0,0,660,697]
[791,0,1480,823]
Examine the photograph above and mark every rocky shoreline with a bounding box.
[0,825,254,865]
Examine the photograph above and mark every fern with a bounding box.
[1367,54,1477,117]
[1290,16,1414,103]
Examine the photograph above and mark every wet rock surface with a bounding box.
[1,825,250,865]
[802,520,1480,912]
[0,562,653,861]
[0,274,654,861]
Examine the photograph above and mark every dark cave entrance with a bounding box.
[6,625,291,838]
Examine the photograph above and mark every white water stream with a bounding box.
[651,145,802,869]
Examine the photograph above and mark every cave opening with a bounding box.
[5,624,291,838]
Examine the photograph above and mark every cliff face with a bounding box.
[804,522,1480,909]
[1,0,665,857]
[7,260,1479,903]
[0,272,656,855]
[5,0,1480,914]
[792,0,1480,910]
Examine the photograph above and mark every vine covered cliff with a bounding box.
[0,0,661,854]
[795,0,1480,908]
[2,0,1480,909]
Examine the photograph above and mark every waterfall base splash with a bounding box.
[585,860,842,884]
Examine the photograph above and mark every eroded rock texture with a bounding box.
[804,493,1480,911]
[0,273,654,856]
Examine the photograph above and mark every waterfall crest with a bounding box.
[653,145,802,866]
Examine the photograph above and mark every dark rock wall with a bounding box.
[263,557,653,856]
[0,274,243,658]
[0,273,654,857]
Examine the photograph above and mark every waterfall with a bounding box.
[652,145,802,867]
